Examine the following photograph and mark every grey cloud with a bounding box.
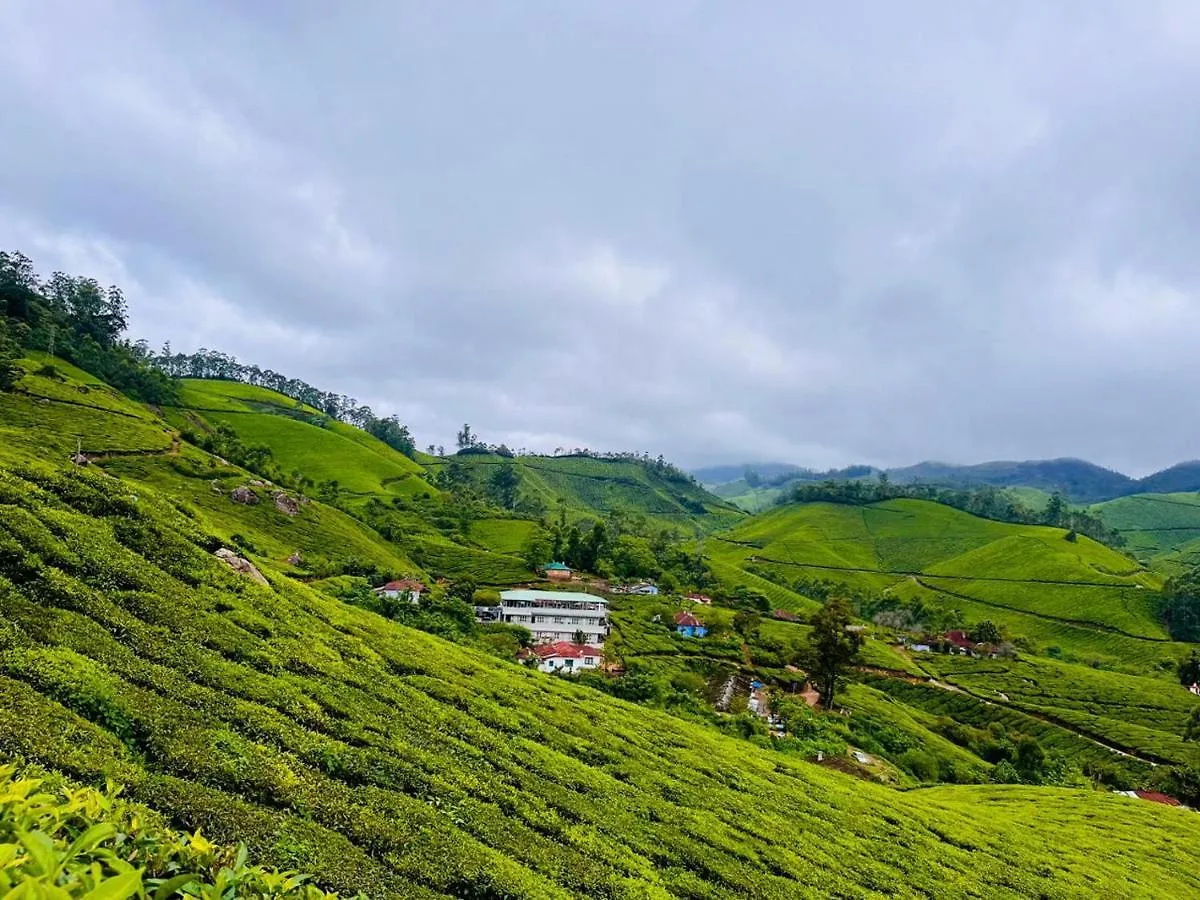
[2,1,1200,474]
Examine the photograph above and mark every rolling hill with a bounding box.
[2,460,1200,897]
[1091,492,1200,575]
[430,452,745,533]
[698,456,1200,508]
[709,499,1174,669]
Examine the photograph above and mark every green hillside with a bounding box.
[2,461,1200,897]
[171,379,432,499]
[1091,492,1200,574]
[710,499,1174,670]
[431,452,744,534]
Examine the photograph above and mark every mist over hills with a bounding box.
[696,457,1200,504]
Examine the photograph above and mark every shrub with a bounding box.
[0,762,349,898]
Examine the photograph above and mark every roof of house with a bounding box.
[1134,790,1182,806]
[674,611,705,627]
[500,589,608,605]
[378,579,425,592]
[945,629,975,649]
[522,641,604,660]
[772,609,801,622]
[544,561,571,571]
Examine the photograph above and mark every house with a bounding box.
[1134,790,1182,807]
[772,609,800,622]
[499,589,609,645]
[543,561,572,581]
[519,641,603,674]
[686,593,713,605]
[674,611,708,638]
[1188,682,1200,697]
[628,582,659,595]
[374,578,424,603]
[910,643,933,653]
[944,630,976,655]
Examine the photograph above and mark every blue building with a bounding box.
[674,611,708,638]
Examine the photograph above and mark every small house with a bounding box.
[519,641,603,674]
[686,593,713,605]
[1188,682,1200,697]
[772,609,800,622]
[944,630,976,655]
[910,643,933,653]
[674,611,707,638]
[375,579,424,603]
[544,561,572,582]
[628,582,659,595]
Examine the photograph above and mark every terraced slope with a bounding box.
[1091,492,1200,574]
[710,500,1176,670]
[1,463,1199,898]
[0,352,176,461]
[170,379,432,499]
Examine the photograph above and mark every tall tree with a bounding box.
[456,423,476,450]
[806,596,863,710]
[487,460,521,510]
[0,319,22,391]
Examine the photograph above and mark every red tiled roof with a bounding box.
[944,630,974,649]
[674,611,704,627]
[379,579,424,592]
[523,641,603,660]
[1135,790,1181,806]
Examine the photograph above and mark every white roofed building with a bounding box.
[499,589,609,645]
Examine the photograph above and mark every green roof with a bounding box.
[544,561,571,570]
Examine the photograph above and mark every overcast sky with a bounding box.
[3,2,1199,474]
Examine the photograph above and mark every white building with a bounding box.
[374,579,424,603]
[520,641,604,674]
[499,589,609,645]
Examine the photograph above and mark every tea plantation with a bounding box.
[2,463,1200,897]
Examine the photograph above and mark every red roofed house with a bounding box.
[944,630,976,655]
[1135,790,1182,806]
[674,611,708,638]
[375,579,425,603]
[518,641,604,674]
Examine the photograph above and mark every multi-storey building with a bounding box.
[498,589,609,645]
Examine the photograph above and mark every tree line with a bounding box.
[0,250,176,403]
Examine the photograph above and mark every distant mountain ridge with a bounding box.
[697,457,1200,503]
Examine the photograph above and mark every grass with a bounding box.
[2,462,1200,897]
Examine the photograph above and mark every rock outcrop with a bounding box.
[213,548,269,587]
[230,486,259,505]
[273,491,301,516]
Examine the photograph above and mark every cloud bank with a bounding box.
[3,1,1199,474]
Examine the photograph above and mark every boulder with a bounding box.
[273,491,301,516]
[230,486,259,505]
[214,548,269,587]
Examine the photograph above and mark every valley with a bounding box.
[3,268,1200,897]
